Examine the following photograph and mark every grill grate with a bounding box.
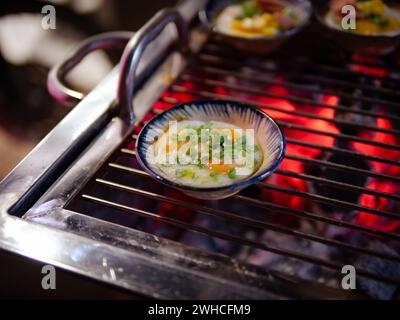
[66,32,400,298]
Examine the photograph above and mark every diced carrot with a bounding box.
[208,163,235,174]
[165,141,184,154]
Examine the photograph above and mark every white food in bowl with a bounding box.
[214,2,305,38]
[324,1,400,37]
[146,120,263,188]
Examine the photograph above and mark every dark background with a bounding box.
[0,0,176,299]
[0,0,175,180]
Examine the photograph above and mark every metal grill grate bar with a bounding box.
[170,84,400,136]
[147,108,400,171]
[109,160,400,242]
[259,182,400,220]
[120,147,399,220]
[196,53,400,98]
[124,138,400,202]
[160,97,400,151]
[159,97,400,183]
[275,169,400,202]
[82,192,400,286]
[183,66,400,120]
[285,138,400,168]
[181,71,400,122]
[203,42,400,86]
[285,154,400,183]
[93,177,400,262]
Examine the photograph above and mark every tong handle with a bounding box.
[117,8,189,124]
[47,31,133,107]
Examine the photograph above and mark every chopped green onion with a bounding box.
[210,171,219,182]
[196,121,213,136]
[237,1,262,20]
[366,13,388,27]
[228,168,237,179]
[180,170,196,179]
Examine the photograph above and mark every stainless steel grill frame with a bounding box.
[1,0,399,299]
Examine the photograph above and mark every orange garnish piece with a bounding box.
[208,163,235,174]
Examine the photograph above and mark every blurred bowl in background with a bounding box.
[315,0,400,55]
[200,0,312,54]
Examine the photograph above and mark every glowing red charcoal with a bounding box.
[351,116,400,174]
[150,189,197,237]
[350,54,388,78]
[215,78,342,211]
[266,157,308,210]
[163,79,202,104]
[357,179,400,233]
[261,117,339,211]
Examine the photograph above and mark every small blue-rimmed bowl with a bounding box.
[136,100,286,200]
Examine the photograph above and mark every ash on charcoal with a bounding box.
[180,213,259,257]
[334,77,379,136]
[355,240,400,300]
[305,144,370,212]
[246,221,340,288]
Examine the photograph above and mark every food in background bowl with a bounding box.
[215,0,305,38]
[325,0,400,36]
[200,0,312,54]
[315,0,400,54]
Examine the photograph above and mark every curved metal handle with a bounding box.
[47,31,134,107]
[117,8,189,125]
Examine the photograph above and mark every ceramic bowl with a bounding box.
[136,100,286,200]
[199,0,312,54]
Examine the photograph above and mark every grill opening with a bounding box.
[66,29,400,300]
